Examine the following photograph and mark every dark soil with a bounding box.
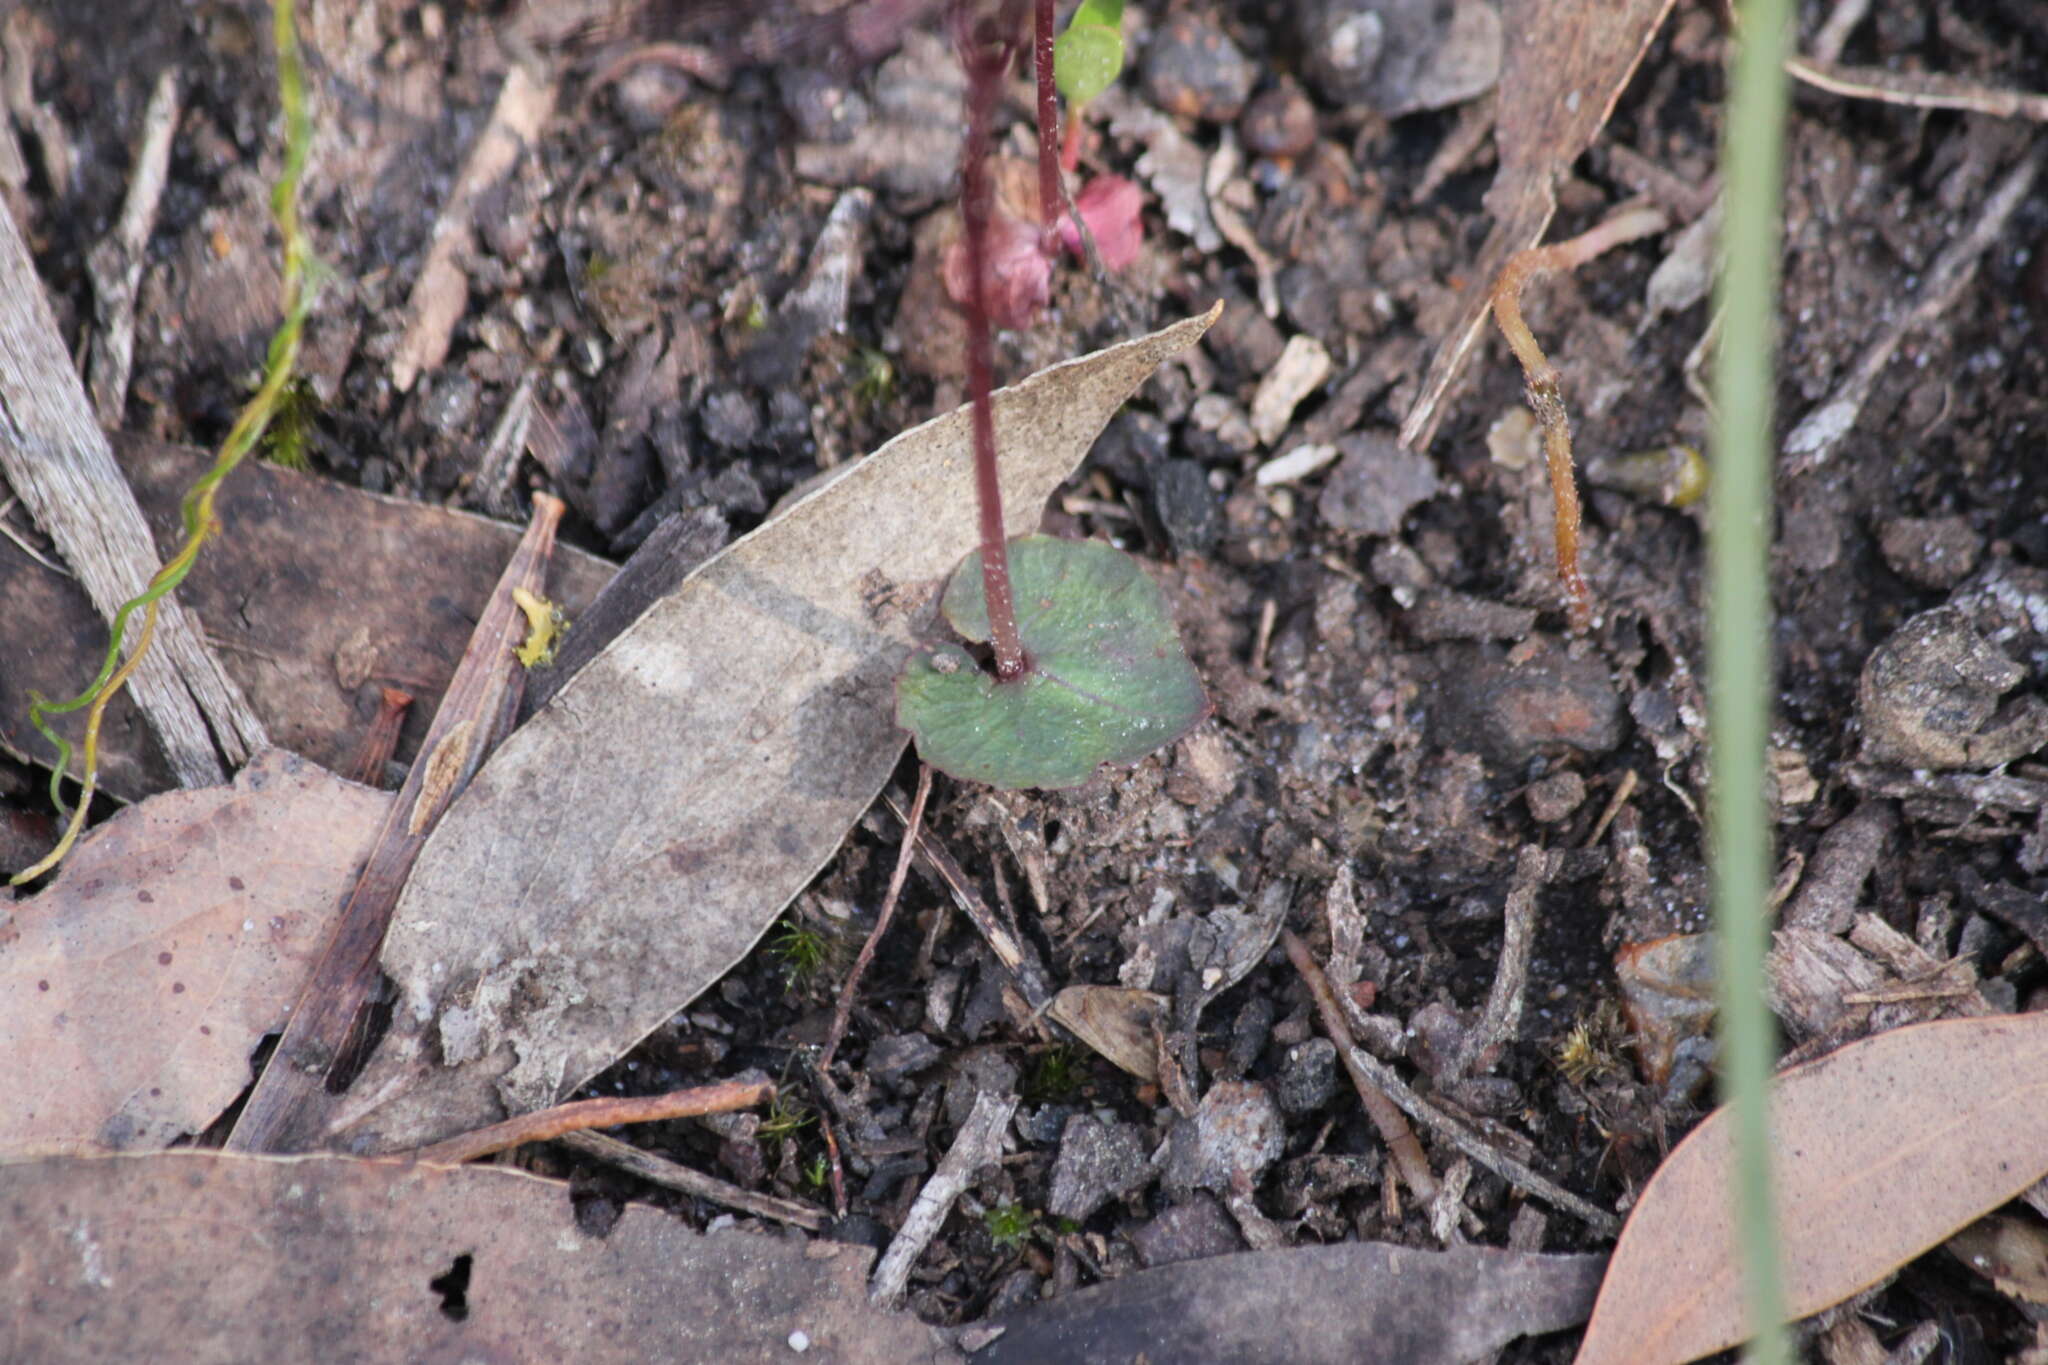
[10,0,2048,1357]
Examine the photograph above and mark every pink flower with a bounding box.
[1059,175,1144,270]
[942,214,1053,330]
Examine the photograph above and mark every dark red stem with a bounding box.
[958,13,1027,681]
[1033,0,1060,232]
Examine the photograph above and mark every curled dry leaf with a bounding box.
[333,310,1220,1153]
[0,1151,945,1364]
[0,750,387,1155]
[1575,1012,2048,1365]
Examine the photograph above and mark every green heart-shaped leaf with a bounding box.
[896,536,1208,790]
[1054,21,1125,105]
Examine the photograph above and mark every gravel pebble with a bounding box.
[1142,15,1257,123]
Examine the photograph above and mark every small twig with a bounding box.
[1582,768,1638,848]
[1808,0,1869,65]
[1787,55,2048,123]
[86,66,179,427]
[1285,929,1621,1236]
[1784,145,2040,472]
[821,765,933,1074]
[0,496,68,575]
[411,1078,773,1165]
[347,686,413,789]
[870,1089,1017,1305]
[1489,202,1669,631]
[1285,929,1438,1203]
[882,787,1054,1013]
[391,61,558,392]
[561,1130,826,1231]
[1450,846,1553,1079]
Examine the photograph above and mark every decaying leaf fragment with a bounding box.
[333,309,1220,1153]
[0,750,387,1156]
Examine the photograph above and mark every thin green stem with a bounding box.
[14,0,316,882]
[1710,0,1794,1360]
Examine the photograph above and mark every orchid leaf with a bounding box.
[897,535,1207,789]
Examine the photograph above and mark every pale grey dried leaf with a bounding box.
[334,310,1220,1152]
[0,1150,950,1364]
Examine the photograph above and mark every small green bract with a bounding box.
[896,535,1207,790]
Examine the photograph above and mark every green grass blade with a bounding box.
[1711,0,1795,1360]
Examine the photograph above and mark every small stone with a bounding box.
[1298,0,1502,115]
[612,64,691,132]
[1430,639,1627,764]
[1859,606,2048,770]
[1403,589,1538,643]
[1048,1115,1152,1221]
[1255,442,1340,488]
[1273,1154,1379,1218]
[1318,432,1443,538]
[1188,394,1258,455]
[1250,334,1333,447]
[777,66,871,144]
[1167,729,1240,810]
[984,1269,1043,1318]
[417,373,477,433]
[945,1050,1020,1126]
[1154,459,1220,557]
[1239,84,1317,160]
[1226,995,1274,1076]
[1126,1193,1246,1267]
[1877,514,1983,590]
[1272,1037,1339,1116]
[702,389,763,448]
[1525,770,1587,823]
[1141,14,1257,124]
[1091,410,1172,487]
[1160,1080,1284,1196]
[1202,292,1287,385]
[865,1031,943,1081]
[766,388,812,444]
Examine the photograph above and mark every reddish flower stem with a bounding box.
[1033,0,1060,231]
[957,13,1027,680]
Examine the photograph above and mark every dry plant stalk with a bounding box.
[410,1078,774,1165]
[1489,204,1668,631]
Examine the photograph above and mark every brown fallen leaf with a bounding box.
[0,1150,951,1364]
[0,750,387,1156]
[978,1241,1605,1364]
[1398,0,1678,452]
[0,435,615,803]
[1575,1011,2048,1365]
[330,310,1222,1153]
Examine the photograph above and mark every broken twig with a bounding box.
[1285,929,1438,1203]
[562,1130,826,1231]
[870,1089,1016,1305]
[1287,929,1620,1237]
[411,1078,773,1166]
[822,764,933,1073]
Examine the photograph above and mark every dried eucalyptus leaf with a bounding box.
[334,308,1220,1152]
